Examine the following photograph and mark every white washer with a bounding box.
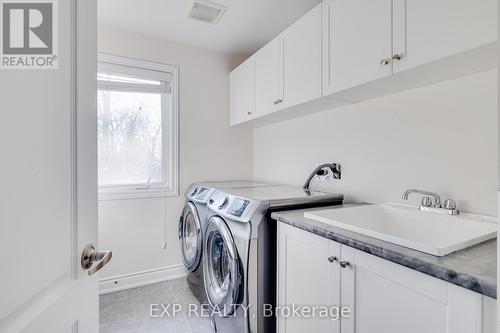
[179,181,275,303]
[203,186,344,333]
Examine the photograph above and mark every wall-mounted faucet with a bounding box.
[402,189,459,215]
[303,163,341,193]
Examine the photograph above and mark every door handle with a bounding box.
[81,244,112,276]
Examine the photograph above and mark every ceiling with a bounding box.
[98,0,321,56]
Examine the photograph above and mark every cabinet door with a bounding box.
[340,246,483,333]
[393,0,497,73]
[283,4,322,108]
[277,223,341,333]
[322,0,392,94]
[230,56,255,126]
[255,36,284,117]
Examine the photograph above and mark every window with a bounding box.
[97,54,179,200]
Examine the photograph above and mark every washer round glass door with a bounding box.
[179,202,203,271]
[203,216,241,317]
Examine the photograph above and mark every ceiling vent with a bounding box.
[187,0,227,24]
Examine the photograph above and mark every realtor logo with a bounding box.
[1,0,58,69]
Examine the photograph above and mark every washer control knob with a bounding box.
[218,197,229,209]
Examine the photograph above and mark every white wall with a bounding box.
[97,26,253,286]
[254,70,498,216]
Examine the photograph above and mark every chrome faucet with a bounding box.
[303,163,341,193]
[402,189,442,208]
[402,189,459,215]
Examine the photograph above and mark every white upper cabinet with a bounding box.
[283,4,322,108]
[255,35,284,117]
[392,0,497,73]
[322,0,393,95]
[230,56,256,126]
[230,0,497,126]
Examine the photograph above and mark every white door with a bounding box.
[322,0,392,94]
[230,56,256,126]
[283,4,322,108]
[255,36,284,117]
[392,0,497,73]
[340,246,483,333]
[0,1,101,332]
[277,223,341,333]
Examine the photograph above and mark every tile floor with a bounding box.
[99,278,213,333]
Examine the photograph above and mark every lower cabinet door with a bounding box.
[277,223,341,333]
[340,246,483,333]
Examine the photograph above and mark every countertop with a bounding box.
[271,204,497,299]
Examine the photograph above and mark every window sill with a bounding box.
[98,188,179,201]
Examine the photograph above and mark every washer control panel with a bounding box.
[226,197,250,217]
[208,191,257,222]
[187,185,215,203]
[194,187,212,201]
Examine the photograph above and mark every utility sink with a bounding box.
[304,204,497,256]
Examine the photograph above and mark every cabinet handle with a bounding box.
[247,111,252,115]
[328,256,338,263]
[392,53,403,62]
[380,58,391,67]
[273,98,283,105]
[339,260,350,268]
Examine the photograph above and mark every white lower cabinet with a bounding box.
[277,223,341,333]
[277,223,490,333]
[340,246,483,333]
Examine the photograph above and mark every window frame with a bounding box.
[97,53,179,200]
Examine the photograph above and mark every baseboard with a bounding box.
[99,264,187,295]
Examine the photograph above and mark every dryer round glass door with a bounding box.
[179,202,203,271]
[203,216,241,317]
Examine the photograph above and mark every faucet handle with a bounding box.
[443,199,457,210]
[421,196,433,207]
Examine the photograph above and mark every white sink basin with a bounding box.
[304,204,497,256]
